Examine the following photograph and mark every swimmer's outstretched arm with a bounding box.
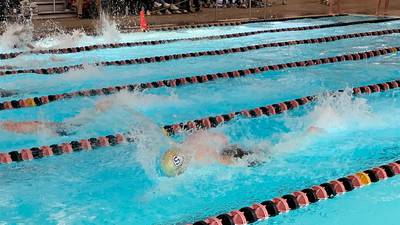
[182,131,231,164]
[0,99,117,135]
[0,121,61,134]
[27,43,35,50]
[271,126,325,153]
[94,98,115,112]
[63,98,115,125]
[307,126,325,134]
[185,131,228,146]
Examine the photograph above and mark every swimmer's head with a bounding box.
[161,147,187,177]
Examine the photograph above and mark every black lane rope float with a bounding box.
[188,160,400,225]
[0,46,398,112]
[0,17,397,62]
[1,79,399,164]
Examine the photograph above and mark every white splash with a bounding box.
[0,23,33,52]
[97,12,122,43]
[36,29,89,49]
[102,92,179,178]
[302,89,376,133]
[61,64,104,81]
[265,89,378,155]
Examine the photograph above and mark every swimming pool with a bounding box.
[0,15,400,224]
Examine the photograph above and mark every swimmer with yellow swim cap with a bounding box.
[160,127,325,177]
[160,131,261,177]
[161,147,189,177]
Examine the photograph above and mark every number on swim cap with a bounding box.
[172,155,183,167]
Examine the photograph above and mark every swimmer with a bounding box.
[160,126,325,177]
[0,88,19,98]
[0,120,77,136]
[11,27,35,50]
[49,55,66,62]
[0,98,112,135]
[376,0,390,16]
[160,131,260,177]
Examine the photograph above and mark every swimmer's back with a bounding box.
[0,88,18,98]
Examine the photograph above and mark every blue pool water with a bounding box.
[1,15,400,224]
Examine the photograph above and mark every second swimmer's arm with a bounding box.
[95,98,115,112]
[272,126,325,153]
[0,121,61,134]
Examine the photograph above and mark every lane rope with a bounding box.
[0,79,399,164]
[188,160,400,225]
[0,17,397,63]
[0,46,398,111]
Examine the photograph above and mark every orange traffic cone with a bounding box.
[140,9,149,32]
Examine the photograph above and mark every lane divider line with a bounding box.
[0,46,398,111]
[187,160,400,225]
[0,79,399,164]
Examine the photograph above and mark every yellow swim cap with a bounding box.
[161,147,187,177]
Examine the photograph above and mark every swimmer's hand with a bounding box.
[27,43,35,50]
[50,55,65,62]
[95,99,114,112]
[307,126,325,134]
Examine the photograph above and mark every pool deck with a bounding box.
[26,0,400,33]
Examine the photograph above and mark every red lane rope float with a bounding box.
[0,17,397,62]
[0,46,398,111]
[0,79,399,164]
[188,160,400,225]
